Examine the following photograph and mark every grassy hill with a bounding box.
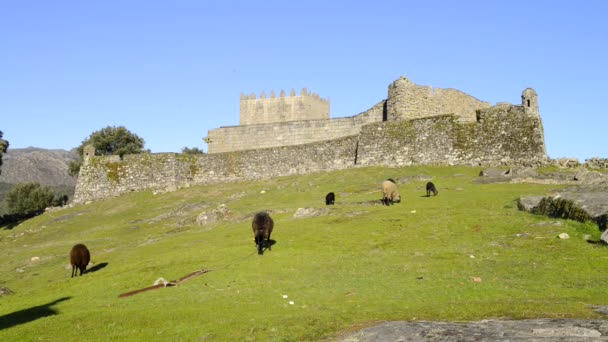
[1,166,606,340]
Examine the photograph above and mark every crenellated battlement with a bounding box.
[239,87,330,125]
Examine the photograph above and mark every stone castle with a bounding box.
[74,76,547,204]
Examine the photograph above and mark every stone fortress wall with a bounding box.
[73,76,547,204]
[206,77,494,154]
[386,76,492,122]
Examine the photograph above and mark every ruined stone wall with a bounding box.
[239,88,330,125]
[210,76,492,154]
[74,76,548,204]
[386,76,492,122]
[207,100,385,154]
[357,104,546,167]
[75,101,546,204]
[73,136,358,204]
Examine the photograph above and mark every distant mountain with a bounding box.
[0,147,79,186]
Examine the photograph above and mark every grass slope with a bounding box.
[1,166,607,341]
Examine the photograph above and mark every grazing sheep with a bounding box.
[382,179,401,206]
[252,212,274,255]
[70,244,90,278]
[426,182,438,196]
[325,192,335,205]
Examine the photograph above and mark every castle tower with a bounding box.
[521,88,539,116]
[83,144,95,166]
[386,76,413,121]
[239,88,330,125]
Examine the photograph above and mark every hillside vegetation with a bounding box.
[1,166,607,340]
[0,147,77,215]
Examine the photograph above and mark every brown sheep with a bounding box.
[70,244,90,278]
[252,212,274,255]
[382,179,401,206]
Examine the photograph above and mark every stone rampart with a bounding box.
[74,101,546,204]
[207,100,385,154]
[207,76,495,154]
[74,76,547,203]
[74,136,358,203]
[357,105,546,167]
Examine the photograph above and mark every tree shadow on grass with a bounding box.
[0,296,71,330]
[86,262,108,274]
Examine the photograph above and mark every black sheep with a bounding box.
[325,192,335,205]
[252,212,274,255]
[426,182,438,196]
[70,244,90,277]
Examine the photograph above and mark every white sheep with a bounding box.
[382,179,401,206]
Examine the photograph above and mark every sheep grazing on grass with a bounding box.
[382,179,401,206]
[426,182,439,196]
[70,244,90,278]
[325,192,335,205]
[252,212,274,255]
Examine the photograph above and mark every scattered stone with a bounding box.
[293,207,328,219]
[512,167,539,178]
[592,305,608,316]
[479,168,511,178]
[16,268,25,273]
[0,286,13,296]
[586,158,608,169]
[555,157,581,168]
[558,233,570,239]
[530,221,563,227]
[196,204,231,226]
[517,196,545,212]
[573,168,605,183]
[31,256,40,262]
[470,277,482,282]
[601,230,608,244]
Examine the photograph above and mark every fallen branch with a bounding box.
[119,269,209,298]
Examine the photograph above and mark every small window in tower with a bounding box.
[527,100,530,107]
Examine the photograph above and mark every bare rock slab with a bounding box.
[338,319,608,341]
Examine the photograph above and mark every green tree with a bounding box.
[0,130,9,175]
[69,126,146,177]
[6,182,55,216]
[181,147,205,155]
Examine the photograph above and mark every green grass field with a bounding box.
[1,166,607,341]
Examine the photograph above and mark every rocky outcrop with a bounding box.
[338,318,608,341]
[518,184,608,242]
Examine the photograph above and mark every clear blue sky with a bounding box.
[1,1,606,160]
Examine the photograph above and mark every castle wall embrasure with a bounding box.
[239,88,330,125]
